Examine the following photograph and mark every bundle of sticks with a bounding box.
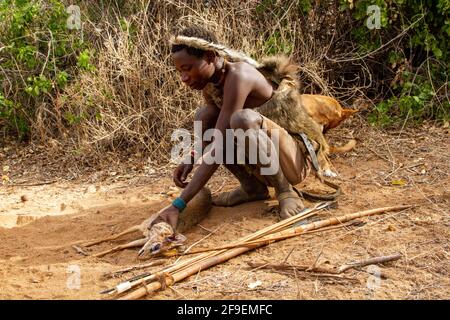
[103,202,411,299]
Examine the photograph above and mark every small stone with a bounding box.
[60,203,67,211]
[85,185,96,193]
[9,256,26,262]
[21,195,29,202]
[248,280,262,289]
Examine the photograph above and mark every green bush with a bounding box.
[340,0,449,125]
[0,0,90,139]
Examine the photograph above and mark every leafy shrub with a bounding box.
[0,0,90,139]
[339,0,449,125]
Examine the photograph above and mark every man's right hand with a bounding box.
[173,163,193,188]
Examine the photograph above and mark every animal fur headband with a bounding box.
[170,35,262,68]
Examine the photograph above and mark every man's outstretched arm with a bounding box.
[173,93,219,189]
[154,72,253,229]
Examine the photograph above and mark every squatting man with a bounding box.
[151,26,316,229]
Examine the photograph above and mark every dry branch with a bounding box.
[101,260,165,280]
[247,253,402,275]
[8,180,58,187]
[337,253,402,273]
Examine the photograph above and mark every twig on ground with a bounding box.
[181,225,223,255]
[72,245,89,256]
[101,260,165,280]
[308,247,324,271]
[197,224,213,233]
[247,253,402,276]
[281,247,296,265]
[337,253,402,273]
[8,180,58,187]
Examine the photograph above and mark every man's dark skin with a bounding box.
[153,48,305,229]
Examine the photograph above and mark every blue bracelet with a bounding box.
[172,197,186,212]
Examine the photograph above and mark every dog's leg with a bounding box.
[82,225,142,247]
[317,148,338,178]
[92,238,148,258]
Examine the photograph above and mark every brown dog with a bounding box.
[299,94,358,176]
[300,94,358,135]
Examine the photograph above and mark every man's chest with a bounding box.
[203,83,270,110]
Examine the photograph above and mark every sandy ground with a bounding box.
[0,120,449,300]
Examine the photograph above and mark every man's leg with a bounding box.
[229,109,306,219]
[212,162,270,206]
[195,106,269,206]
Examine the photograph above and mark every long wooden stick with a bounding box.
[119,246,258,300]
[119,204,411,300]
[179,203,408,256]
[178,220,360,256]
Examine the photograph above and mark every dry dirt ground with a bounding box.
[0,120,449,300]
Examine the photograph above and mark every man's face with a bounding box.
[172,49,214,90]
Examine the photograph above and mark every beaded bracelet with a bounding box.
[172,197,186,212]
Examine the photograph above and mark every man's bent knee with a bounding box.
[230,109,262,130]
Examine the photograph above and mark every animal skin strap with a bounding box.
[292,133,341,201]
[296,132,321,172]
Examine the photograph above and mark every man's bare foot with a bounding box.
[213,186,269,207]
[278,190,305,219]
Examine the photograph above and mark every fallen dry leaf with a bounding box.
[391,179,406,186]
[2,175,9,185]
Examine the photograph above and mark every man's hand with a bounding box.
[173,163,193,188]
[150,204,179,230]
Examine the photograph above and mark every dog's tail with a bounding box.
[329,139,357,153]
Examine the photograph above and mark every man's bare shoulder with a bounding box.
[227,61,261,82]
